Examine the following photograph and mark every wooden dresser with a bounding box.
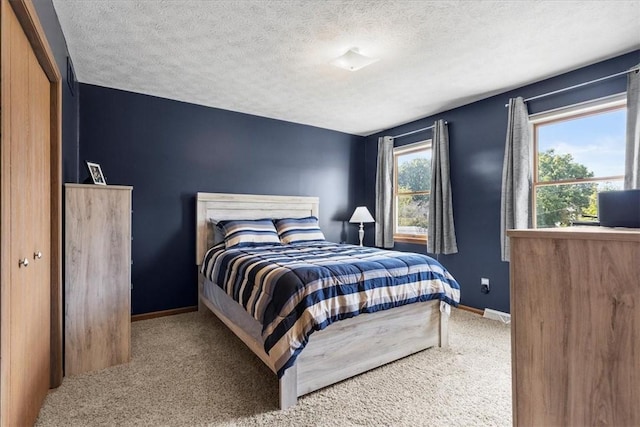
[508,227,639,427]
[64,184,132,375]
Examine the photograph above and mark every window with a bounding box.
[531,95,626,228]
[393,140,431,243]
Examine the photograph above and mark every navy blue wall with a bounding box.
[79,85,364,314]
[33,0,79,183]
[364,50,640,313]
[32,0,639,315]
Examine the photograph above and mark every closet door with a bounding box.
[26,7,52,420]
[3,2,51,424]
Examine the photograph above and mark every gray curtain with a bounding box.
[375,136,394,248]
[624,65,640,190]
[427,120,458,255]
[500,97,531,262]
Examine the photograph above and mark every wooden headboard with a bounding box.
[195,192,320,264]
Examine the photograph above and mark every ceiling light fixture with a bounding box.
[330,48,379,72]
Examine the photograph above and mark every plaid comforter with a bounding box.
[201,241,460,377]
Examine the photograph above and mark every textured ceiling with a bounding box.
[52,0,640,136]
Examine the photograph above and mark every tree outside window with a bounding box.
[394,141,431,242]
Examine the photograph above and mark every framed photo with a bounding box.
[86,161,107,185]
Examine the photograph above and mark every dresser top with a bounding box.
[508,226,640,242]
[65,183,133,191]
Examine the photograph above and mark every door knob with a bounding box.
[34,251,43,259]
[19,258,29,267]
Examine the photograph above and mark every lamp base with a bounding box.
[358,223,364,247]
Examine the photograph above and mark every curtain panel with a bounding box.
[427,120,458,255]
[625,65,640,190]
[500,97,531,262]
[375,136,394,248]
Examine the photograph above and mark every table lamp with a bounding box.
[349,206,375,246]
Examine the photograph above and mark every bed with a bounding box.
[195,192,460,409]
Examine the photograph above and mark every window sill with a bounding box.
[394,235,427,245]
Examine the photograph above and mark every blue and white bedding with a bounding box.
[200,241,461,378]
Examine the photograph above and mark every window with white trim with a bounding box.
[393,140,431,243]
[531,95,626,228]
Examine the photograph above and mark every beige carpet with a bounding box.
[36,308,511,426]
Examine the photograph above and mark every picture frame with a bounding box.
[86,161,107,185]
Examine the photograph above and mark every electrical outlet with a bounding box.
[481,277,490,294]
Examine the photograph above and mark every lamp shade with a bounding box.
[349,206,375,223]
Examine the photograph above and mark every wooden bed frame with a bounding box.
[195,192,449,409]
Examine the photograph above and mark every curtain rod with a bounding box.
[390,121,447,139]
[504,66,640,107]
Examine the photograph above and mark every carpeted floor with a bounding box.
[36,308,511,426]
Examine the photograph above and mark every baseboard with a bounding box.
[133,303,501,322]
[131,306,198,322]
[457,304,484,316]
[483,308,511,324]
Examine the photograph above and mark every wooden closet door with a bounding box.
[3,2,51,424]
[27,7,52,419]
